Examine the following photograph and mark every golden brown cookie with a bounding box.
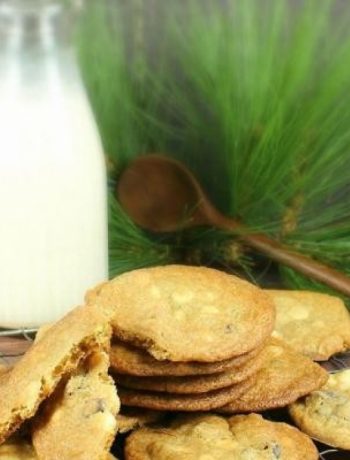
[219,338,328,413]
[116,407,165,434]
[0,437,37,459]
[110,339,262,377]
[289,369,350,450]
[86,265,275,362]
[125,413,318,459]
[118,376,254,411]
[32,351,119,460]
[267,289,350,360]
[34,324,53,343]
[113,347,264,394]
[0,364,9,376]
[0,304,112,444]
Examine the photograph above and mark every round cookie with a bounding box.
[267,289,350,360]
[289,369,350,450]
[125,413,318,460]
[86,265,275,362]
[110,339,263,377]
[118,376,254,411]
[219,338,328,413]
[113,347,265,394]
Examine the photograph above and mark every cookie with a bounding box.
[267,289,350,360]
[0,437,36,459]
[0,364,9,376]
[118,376,254,411]
[289,369,350,450]
[32,351,119,460]
[34,324,52,343]
[113,347,264,394]
[86,265,275,362]
[110,339,262,377]
[0,304,112,444]
[117,407,165,434]
[125,413,318,459]
[219,338,328,413]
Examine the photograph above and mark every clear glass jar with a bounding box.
[0,0,108,326]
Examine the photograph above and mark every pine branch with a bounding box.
[76,0,350,296]
[108,193,174,277]
[158,0,350,293]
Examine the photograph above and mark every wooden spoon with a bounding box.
[117,154,350,297]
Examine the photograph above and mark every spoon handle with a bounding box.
[216,215,350,297]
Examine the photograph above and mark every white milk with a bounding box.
[0,1,108,326]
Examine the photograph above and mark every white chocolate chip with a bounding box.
[201,305,220,315]
[269,346,284,357]
[151,286,161,298]
[288,305,309,320]
[174,310,186,321]
[172,291,194,303]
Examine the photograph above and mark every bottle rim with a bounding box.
[0,1,63,17]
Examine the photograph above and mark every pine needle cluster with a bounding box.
[76,0,350,298]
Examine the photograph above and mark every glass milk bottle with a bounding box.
[0,0,108,327]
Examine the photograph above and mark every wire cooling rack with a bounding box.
[0,327,36,366]
[0,328,350,459]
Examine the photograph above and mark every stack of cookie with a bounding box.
[85,265,275,412]
[86,265,327,414]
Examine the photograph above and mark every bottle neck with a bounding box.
[0,1,72,53]
[0,1,84,97]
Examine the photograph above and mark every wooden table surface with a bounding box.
[0,336,32,365]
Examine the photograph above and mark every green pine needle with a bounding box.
[108,193,174,277]
[159,0,350,294]
[76,0,350,297]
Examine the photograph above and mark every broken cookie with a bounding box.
[32,351,119,460]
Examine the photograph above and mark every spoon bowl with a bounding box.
[117,154,221,232]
